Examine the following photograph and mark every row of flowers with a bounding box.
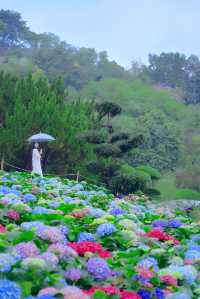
[0,171,199,299]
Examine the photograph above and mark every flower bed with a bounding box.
[0,171,200,299]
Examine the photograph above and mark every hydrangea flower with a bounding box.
[38,252,58,269]
[138,257,159,272]
[23,193,37,202]
[109,207,124,216]
[48,243,77,259]
[154,288,164,299]
[37,287,57,297]
[65,268,81,281]
[86,257,111,280]
[36,226,66,243]
[77,232,95,242]
[152,220,168,228]
[32,206,49,214]
[0,279,21,299]
[22,257,46,270]
[0,254,18,272]
[21,221,45,231]
[60,286,89,299]
[138,289,152,299]
[168,219,182,228]
[96,222,116,237]
[15,242,39,259]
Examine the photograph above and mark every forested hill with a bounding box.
[1,9,200,200]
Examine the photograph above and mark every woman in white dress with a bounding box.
[32,142,43,177]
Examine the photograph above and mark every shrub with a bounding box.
[95,144,121,157]
[110,132,129,142]
[145,188,161,200]
[110,170,151,195]
[78,130,107,144]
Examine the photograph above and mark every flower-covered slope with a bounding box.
[0,171,200,299]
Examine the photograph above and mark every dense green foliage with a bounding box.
[0,73,95,175]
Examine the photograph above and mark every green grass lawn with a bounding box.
[155,172,177,201]
[156,172,200,201]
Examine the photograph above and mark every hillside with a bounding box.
[0,171,200,299]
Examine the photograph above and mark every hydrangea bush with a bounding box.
[0,171,200,298]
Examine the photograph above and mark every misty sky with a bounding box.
[0,0,200,68]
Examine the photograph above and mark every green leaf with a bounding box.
[93,290,109,299]
[21,281,33,297]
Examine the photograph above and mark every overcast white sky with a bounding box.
[0,0,200,68]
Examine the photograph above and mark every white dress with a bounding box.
[32,148,43,177]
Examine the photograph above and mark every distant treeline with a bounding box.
[1,9,200,104]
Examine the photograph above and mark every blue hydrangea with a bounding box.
[191,235,200,242]
[59,225,69,235]
[24,193,37,202]
[21,221,45,231]
[168,219,182,228]
[96,222,116,237]
[0,186,10,194]
[0,279,21,299]
[86,257,111,280]
[63,196,74,203]
[138,289,152,299]
[185,250,200,260]
[77,232,95,242]
[0,254,18,273]
[133,274,149,285]
[154,288,165,299]
[138,257,159,271]
[188,242,200,251]
[109,207,124,216]
[90,208,105,218]
[32,207,49,214]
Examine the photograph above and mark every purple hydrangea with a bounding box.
[96,222,116,237]
[152,220,168,228]
[39,252,59,268]
[0,279,21,299]
[86,257,111,280]
[77,232,95,242]
[133,274,149,286]
[168,219,182,228]
[65,268,81,281]
[15,242,39,259]
[110,207,124,216]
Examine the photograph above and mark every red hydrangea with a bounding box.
[120,290,141,299]
[85,286,141,299]
[68,241,111,258]
[7,210,20,221]
[145,229,179,245]
[0,224,6,233]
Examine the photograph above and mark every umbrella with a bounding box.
[27,132,55,143]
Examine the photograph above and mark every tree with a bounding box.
[0,10,30,48]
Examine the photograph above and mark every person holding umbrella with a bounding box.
[32,142,43,177]
[27,132,55,177]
